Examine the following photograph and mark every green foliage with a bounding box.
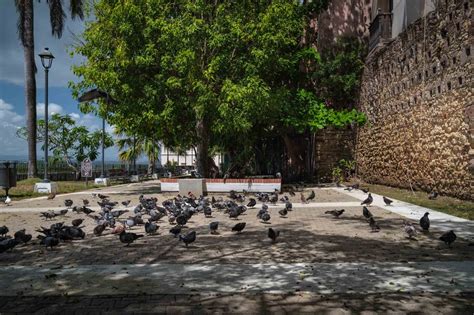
[312,37,366,107]
[70,0,367,176]
[16,114,113,171]
[331,159,356,183]
[331,166,343,183]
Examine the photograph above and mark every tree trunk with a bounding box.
[195,118,210,177]
[23,1,37,178]
[282,133,309,181]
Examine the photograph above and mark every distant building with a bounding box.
[158,144,223,168]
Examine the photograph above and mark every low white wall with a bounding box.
[160,179,281,193]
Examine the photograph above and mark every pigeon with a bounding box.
[119,230,144,246]
[404,221,417,239]
[369,217,380,232]
[361,193,373,206]
[285,201,292,211]
[306,190,315,202]
[145,221,159,234]
[419,212,430,231]
[179,231,196,247]
[125,217,136,229]
[43,236,59,249]
[362,206,373,219]
[383,196,393,205]
[169,226,182,237]
[325,209,345,218]
[361,188,369,194]
[246,198,256,208]
[0,226,9,237]
[111,223,125,235]
[344,187,353,192]
[260,212,271,223]
[204,207,212,218]
[0,238,20,253]
[14,229,32,244]
[82,207,95,215]
[57,209,68,216]
[82,199,89,206]
[439,230,456,247]
[209,221,219,234]
[121,200,131,207]
[278,208,288,217]
[4,196,11,206]
[47,193,56,200]
[428,191,438,200]
[176,214,188,226]
[94,224,106,236]
[64,199,74,208]
[268,228,280,243]
[98,194,109,200]
[300,193,307,204]
[351,183,360,190]
[232,222,246,233]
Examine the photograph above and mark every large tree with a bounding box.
[71,0,366,178]
[15,0,85,178]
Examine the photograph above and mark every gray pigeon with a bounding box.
[119,230,144,246]
[369,217,380,232]
[179,231,196,247]
[419,212,430,231]
[0,226,9,237]
[383,196,393,205]
[232,222,246,233]
[209,221,219,234]
[14,229,32,244]
[439,230,456,247]
[64,199,73,208]
[261,212,271,223]
[363,206,372,219]
[145,221,159,234]
[325,209,345,218]
[0,238,20,253]
[169,226,181,237]
[268,228,280,243]
[361,193,373,206]
[43,236,59,249]
[278,208,288,217]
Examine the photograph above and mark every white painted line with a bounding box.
[334,187,474,240]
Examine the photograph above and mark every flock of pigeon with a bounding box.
[0,184,458,254]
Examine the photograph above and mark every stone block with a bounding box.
[178,179,205,196]
[94,177,110,186]
[34,182,58,194]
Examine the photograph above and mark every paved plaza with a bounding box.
[0,180,473,314]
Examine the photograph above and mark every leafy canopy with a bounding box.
[17,114,113,170]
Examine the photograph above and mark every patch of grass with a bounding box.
[351,182,474,220]
[3,178,102,200]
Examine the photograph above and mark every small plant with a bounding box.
[339,159,356,180]
[331,166,344,184]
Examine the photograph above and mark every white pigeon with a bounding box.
[404,221,417,239]
[4,196,12,206]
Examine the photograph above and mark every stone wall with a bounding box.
[315,127,356,182]
[356,0,473,199]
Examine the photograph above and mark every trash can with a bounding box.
[0,161,17,195]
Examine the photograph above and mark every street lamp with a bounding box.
[78,89,116,185]
[38,47,54,182]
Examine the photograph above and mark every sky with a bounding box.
[0,1,121,161]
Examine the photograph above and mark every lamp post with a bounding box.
[38,48,54,182]
[78,89,116,185]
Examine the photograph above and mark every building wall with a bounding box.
[356,0,473,199]
[317,0,372,48]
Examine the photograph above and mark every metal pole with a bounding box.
[44,68,49,182]
[101,117,105,178]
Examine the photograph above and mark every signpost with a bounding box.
[81,158,93,187]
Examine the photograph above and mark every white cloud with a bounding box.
[69,112,81,120]
[36,102,64,116]
[0,99,24,124]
